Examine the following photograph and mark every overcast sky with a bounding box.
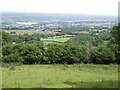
[0,0,119,15]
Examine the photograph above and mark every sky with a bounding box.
[0,0,119,15]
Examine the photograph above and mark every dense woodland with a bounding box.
[1,23,120,64]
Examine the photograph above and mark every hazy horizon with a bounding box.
[0,0,119,16]
[1,11,118,17]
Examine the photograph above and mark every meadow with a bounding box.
[41,35,73,43]
[41,37,71,43]
[2,64,118,88]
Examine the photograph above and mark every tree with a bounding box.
[44,43,86,64]
[110,23,120,64]
[111,23,120,45]
[2,31,13,45]
[91,46,116,64]
[2,43,43,64]
[17,44,43,64]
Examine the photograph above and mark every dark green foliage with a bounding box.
[2,42,43,64]
[2,41,116,64]
[2,31,14,45]
[110,23,120,64]
[1,31,42,45]
[13,34,41,42]
[20,44,43,64]
[66,32,112,46]
[44,44,86,64]
[66,34,93,45]
[111,23,120,44]
[2,43,87,64]
[91,46,116,64]
[109,44,120,64]
[2,53,23,63]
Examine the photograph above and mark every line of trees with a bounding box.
[2,42,117,64]
[1,31,58,45]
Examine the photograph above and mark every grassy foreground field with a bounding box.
[2,64,118,88]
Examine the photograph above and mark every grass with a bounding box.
[41,37,71,43]
[2,64,118,88]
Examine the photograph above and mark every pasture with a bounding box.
[41,35,73,43]
[41,37,71,43]
[2,64,118,88]
[10,30,46,34]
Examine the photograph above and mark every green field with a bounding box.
[41,37,71,43]
[10,30,49,34]
[2,64,118,88]
[1,30,56,34]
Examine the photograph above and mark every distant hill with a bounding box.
[1,12,117,22]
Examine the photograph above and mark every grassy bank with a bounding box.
[2,64,118,88]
